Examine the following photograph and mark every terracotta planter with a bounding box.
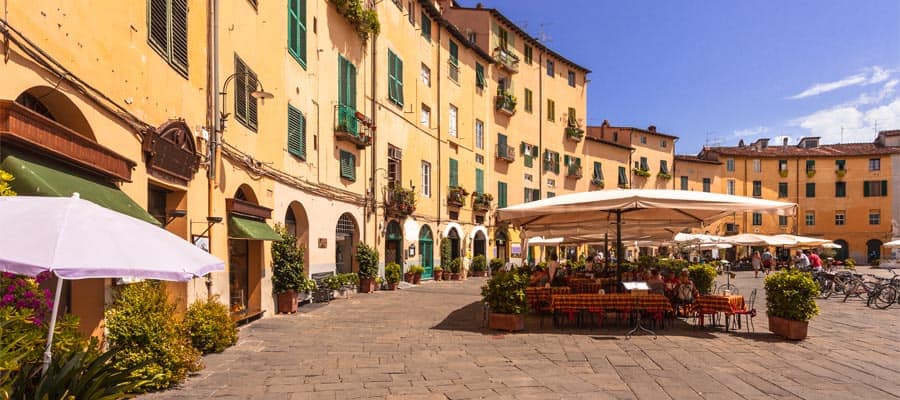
[358,278,376,293]
[768,315,809,340]
[388,282,399,290]
[450,273,461,281]
[413,272,422,284]
[488,312,525,332]
[434,271,443,281]
[276,290,298,314]
[404,273,415,283]
[471,270,486,277]
[442,271,451,280]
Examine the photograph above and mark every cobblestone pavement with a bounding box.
[141,269,900,399]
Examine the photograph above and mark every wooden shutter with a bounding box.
[568,107,577,126]
[395,54,403,104]
[864,181,870,197]
[449,41,458,65]
[449,158,458,187]
[348,61,357,110]
[882,180,888,196]
[476,169,484,194]
[338,56,348,106]
[618,167,627,184]
[247,71,258,129]
[498,134,507,149]
[288,105,305,159]
[234,56,247,124]
[498,182,507,208]
[171,0,188,72]
[476,63,485,88]
[660,160,668,174]
[421,12,431,40]
[148,0,168,53]
[340,151,355,181]
[388,51,397,103]
[553,152,560,174]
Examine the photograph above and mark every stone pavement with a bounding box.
[141,269,900,400]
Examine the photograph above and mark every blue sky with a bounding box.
[463,0,900,154]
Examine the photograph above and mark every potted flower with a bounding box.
[356,242,379,293]
[481,270,529,331]
[449,258,462,280]
[272,225,306,314]
[433,265,443,281]
[385,263,402,290]
[404,267,416,283]
[375,276,384,290]
[298,277,318,303]
[408,265,425,284]
[489,258,505,275]
[471,255,487,277]
[765,269,820,340]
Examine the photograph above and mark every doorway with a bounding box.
[419,225,434,279]
[866,239,883,264]
[473,230,486,259]
[833,239,849,260]
[228,239,249,314]
[385,220,402,266]
[495,230,508,261]
[447,228,461,261]
[335,213,358,274]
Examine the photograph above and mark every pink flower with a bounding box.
[43,289,52,298]
[1,294,13,305]
[23,290,34,298]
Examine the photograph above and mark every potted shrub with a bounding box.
[408,265,424,284]
[356,242,379,293]
[433,265,443,281]
[404,267,416,283]
[375,276,384,290]
[298,278,317,303]
[687,264,717,295]
[442,267,452,281]
[385,263,402,290]
[449,258,462,280]
[489,258,505,275]
[765,269,820,340]
[481,270,529,331]
[471,255,487,277]
[272,225,306,314]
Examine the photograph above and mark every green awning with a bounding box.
[1,152,160,226]
[228,215,282,241]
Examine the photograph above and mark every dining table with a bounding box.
[695,294,745,330]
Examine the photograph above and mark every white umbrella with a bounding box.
[775,234,831,247]
[821,242,842,249]
[884,239,900,248]
[719,233,797,246]
[0,195,225,372]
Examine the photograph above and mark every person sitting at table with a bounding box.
[646,268,665,295]
[528,267,550,287]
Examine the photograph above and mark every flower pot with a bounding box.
[768,315,809,340]
[442,271,451,280]
[388,282,399,290]
[276,290,298,314]
[413,272,422,284]
[404,273,415,283]
[450,273,461,281]
[358,278,376,293]
[472,270,486,277]
[434,271,443,281]
[488,312,525,332]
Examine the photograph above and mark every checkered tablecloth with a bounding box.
[696,295,745,314]
[571,282,604,294]
[549,293,673,313]
[526,287,571,306]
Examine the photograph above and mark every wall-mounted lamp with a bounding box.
[163,210,188,227]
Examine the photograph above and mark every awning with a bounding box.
[228,215,282,241]
[1,152,160,226]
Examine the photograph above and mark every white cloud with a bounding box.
[868,66,890,84]
[789,97,900,143]
[850,79,898,106]
[732,126,769,137]
[787,66,894,100]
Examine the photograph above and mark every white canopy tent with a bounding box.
[882,239,900,248]
[718,233,797,246]
[774,234,833,247]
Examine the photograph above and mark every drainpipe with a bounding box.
[537,50,543,180]
[205,0,220,299]
[367,30,378,245]
[795,158,800,235]
[436,25,442,236]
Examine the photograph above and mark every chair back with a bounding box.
[676,284,694,303]
[747,288,757,309]
[648,281,665,295]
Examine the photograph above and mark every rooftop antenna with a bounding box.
[537,22,552,44]
[840,126,844,144]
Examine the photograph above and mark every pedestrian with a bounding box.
[808,249,822,272]
[795,250,810,270]
[751,250,762,278]
[762,249,773,275]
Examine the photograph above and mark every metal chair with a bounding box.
[731,288,757,333]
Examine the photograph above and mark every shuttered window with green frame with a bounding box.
[449,41,459,66]
[339,150,356,181]
[618,166,627,186]
[497,182,508,208]
[148,0,189,76]
[421,11,432,41]
[521,142,537,168]
[475,169,484,194]
[287,0,307,68]
[338,55,358,134]
[449,158,459,187]
[593,162,603,181]
[287,105,306,159]
[475,62,486,89]
[388,50,404,106]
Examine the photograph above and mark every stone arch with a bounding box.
[285,201,310,277]
[866,239,883,264]
[833,239,849,261]
[16,87,95,140]
[234,184,259,204]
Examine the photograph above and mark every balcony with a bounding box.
[836,168,847,178]
[493,47,519,73]
[591,177,605,188]
[565,126,584,142]
[567,165,583,178]
[495,143,515,162]
[494,90,517,116]
[446,186,468,207]
[472,192,493,213]
[334,104,373,148]
[385,185,416,216]
[633,168,650,178]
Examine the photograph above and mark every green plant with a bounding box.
[844,258,856,269]
[323,275,342,290]
[765,269,820,321]
[337,273,359,287]
[0,169,15,196]
[104,281,201,391]
[271,225,306,294]
[836,169,847,178]
[688,264,717,295]
[299,277,318,292]
[489,258,504,273]
[433,266,443,274]
[633,168,651,178]
[779,170,789,178]
[328,0,380,39]
[440,238,452,269]
[184,296,238,355]
[471,255,486,272]
[449,258,462,274]
[385,263,402,284]
[408,265,425,275]
[481,272,529,314]
[356,242,379,280]
[657,172,672,179]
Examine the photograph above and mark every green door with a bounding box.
[419,226,434,279]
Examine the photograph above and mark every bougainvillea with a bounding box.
[1,272,54,326]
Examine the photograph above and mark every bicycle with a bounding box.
[868,270,900,309]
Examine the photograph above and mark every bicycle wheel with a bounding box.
[842,279,863,302]
[821,279,835,299]
[872,285,897,309]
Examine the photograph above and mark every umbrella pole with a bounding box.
[42,277,64,375]
[616,210,622,283]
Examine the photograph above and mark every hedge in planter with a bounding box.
[184,296,238,354]
[272,225,306,313]
[385,263,402,289]
[356,243,379,292]
[688,264,717,295]
[481,270,529,331]
[471,255,487,276]
[765,269,819,321]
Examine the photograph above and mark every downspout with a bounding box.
[795,158,800,235]
[537,50,543,180]
[436,24,442,234]
[206,0,220,299]
[367,31,378,244]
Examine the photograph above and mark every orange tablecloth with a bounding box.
[549,293,673,313]
[526,287,571,306]
[571,282,604,294]
[696,295,745,314]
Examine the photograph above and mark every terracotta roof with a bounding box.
[420,1,495,63]
[448,3,590,73]
[585,135,634,151]
[623,126,679,140]
[674,155,721,165]
[704,142,900,158]
[880,130,900,137]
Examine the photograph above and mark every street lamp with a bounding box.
[217,72,274,132]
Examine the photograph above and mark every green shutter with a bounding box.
[498,133,507,151]
[388,50,403,105]
[288,0,307,67]
[593,162,602,180]
[553,152,560,174]
[660,160,668,174]
[287,105,306,159]
[564,155,570,167]
[449,41,458,65]
[864,181,870,197]
[476,62,486,88]
[421,12,431,40]
[340,150,355,181]
[171,0,188,72]
[498,182,507,208]
[475,169,484,194]
[449,158,458,187]
[882,180,888,196]
[618,167,627,185]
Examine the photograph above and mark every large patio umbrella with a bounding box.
[0,195,225,373]
[718,233,797,246]
[883,239,900,248]
[774,234,832,248]
[497,189,796,278]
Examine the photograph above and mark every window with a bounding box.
[448,41,459,81]
[805,182,815,198]
[805,211,815,226]
[497,182,508,208]
[547,99,555,122]
[233,55,259,130]
[467,31,476,43]
[835,181,846,197]
[521,142,535,168]
[726,159,735,172]
[421,63,431,87]
[778,159,788,172]
[287,0,307,68]
[863,180,888,197]
[869,158,881,171]
[497,26,509,48]
[640,136,647,144]
[869,210,881,225]
[337,55,357,132]
[339,150,355,181]
[834,211,845,226]
[726,179,735,195]
[420,104,430,127]
[475,154,484,164]
[752,159,761,172]
[407,1,415,24]
[543,150,560,174]
[420,11,431,41]
[475,62,486,89]
[592,162,603,181]
[779,215,788,226]
[547,192,556,198]
[639,157,649,170]
[387,145,402,186]
[567,70,576,87]
[661,140,667,148]
[524,45,532,64]
[546,60,554,77]
[475,120,484,149]
[387,50,404,106]
[287,105,306,159]
[148,0,189,75]
[806,159,815,174]
[421,161,431,197]
[752,212,762,226]
[680,176,688,190]
[835,159,846,171]
[702,178,711,193]
[564,155,581,176]
[475,168,484,194]
[524,88,533,113]
[659,160,669,174]
[448,158,458,187]
[778,182,788,198]
[524,188,540,202]
[752,180,762,197]
[618,167,628,187]
[448,104,458,137]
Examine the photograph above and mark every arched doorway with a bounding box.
[495,230,508,261]
[285,202,310,276]
[473,230,487,259]
[419,225,434,279]
[833,239,849,261]
[227,185,276,321]
[335,213,359,274]
[385,220,403,266]
[866,239,883,264]
[447,228,461,262]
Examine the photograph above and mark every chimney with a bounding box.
[783,137,788,149]
[476,2,483,8]
[738,139,745,147]
[602,119,610,127]
[648,125,657,132]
